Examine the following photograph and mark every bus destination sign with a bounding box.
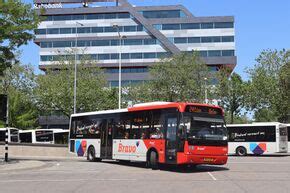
[185,105,223,116]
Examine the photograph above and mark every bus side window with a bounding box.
[150,110,164,139]
[113,113,131,139]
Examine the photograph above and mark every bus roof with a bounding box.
[19,129,67,133]
[71,102,222,117]
[0,127,18,131]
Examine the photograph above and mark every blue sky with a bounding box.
[20,0,290,78]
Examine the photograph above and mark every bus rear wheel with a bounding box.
[149,151,159,170]
[236,146,247,156]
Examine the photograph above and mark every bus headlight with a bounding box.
[188,146,194,150]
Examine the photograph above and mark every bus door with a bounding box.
[165,116,178,163]
[100,119,113,159]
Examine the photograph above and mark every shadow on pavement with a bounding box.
[230,154,290,158]
[99,160,229,173]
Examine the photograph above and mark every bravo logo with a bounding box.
[118,143,137,153]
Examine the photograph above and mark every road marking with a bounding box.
[229,162,290,164]
[0,178,137,183]
[207,172,217,181]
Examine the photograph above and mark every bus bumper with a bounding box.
[177,153,228,165]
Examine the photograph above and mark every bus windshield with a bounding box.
[183,115,227,143]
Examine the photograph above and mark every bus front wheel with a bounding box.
[236,146,247,156]
[149,151,159,170]
[87,146,97,162]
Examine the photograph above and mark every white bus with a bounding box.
[227,122,288,155]
[19,129,68,144]
[0,128,19,143]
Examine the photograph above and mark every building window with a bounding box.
[181,23,200,29]
[124,39,143,45]
[110,54,119,60]
[121,53,130,59]
[136,25,144,31]
[201,37,212,43]
[86,14,102,20]
[199,51,208,57]
[53,41,72,48]
[131,53,143,59]
[77,27,91,33]
[214,22,234,28]
[40,42,53,48]
[222,50,235,56]
[110,40,119,46]
[188,37,200,43]
[77,40,90,47]
[208,50,221,57]
[35,29,46,35]
[98,54,110,60]
[117,13,130,19]
[54,15,71,21]
[142,10,185,19]
[60,28,72,34]
[144,39,156,45]
[155,22,234,31]
[174,37,187,44]
[91,40,110,46]
[72,15,85,20]
[212,36,221,42]
[124,26,136,32]
[153,24,162,30]
[201,23,214,29]
[162,24,180,30]
[104,27,117,32]
[47,28,59,34]
[37,25,144,35]
[222,36,234,42]
[104,13,117,19]
[144,53,156,58]
[91,27,104,33]
[157,52,170,58]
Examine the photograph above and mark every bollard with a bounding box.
[5,127,8,162]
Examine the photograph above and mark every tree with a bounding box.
[0,0,40,73]
[247,49,290,122]
[0,62,38,129]
[215,69,246,124]
[127,52,210,103]
[34,55,118,117]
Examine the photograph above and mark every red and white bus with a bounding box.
[69,102,228,169]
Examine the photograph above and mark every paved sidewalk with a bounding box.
[0,160,46,172]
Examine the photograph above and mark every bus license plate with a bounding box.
[203,158,214,162]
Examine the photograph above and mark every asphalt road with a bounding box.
[1,155,290,193]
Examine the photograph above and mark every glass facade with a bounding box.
[106,67,148,73]
[39,36,233,48]
[141,10,186,19]
[173,36,234,44]
[154,22,234,30]
[42,12,131,21]
[40,52,171,61]
[35,25,144,35]
[109,80,147,87]
[40,38,158,48]
[40,50,234,62]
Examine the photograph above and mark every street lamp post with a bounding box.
[204,77,208,104]
[73,21,84,114]
[113,24,126,109]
